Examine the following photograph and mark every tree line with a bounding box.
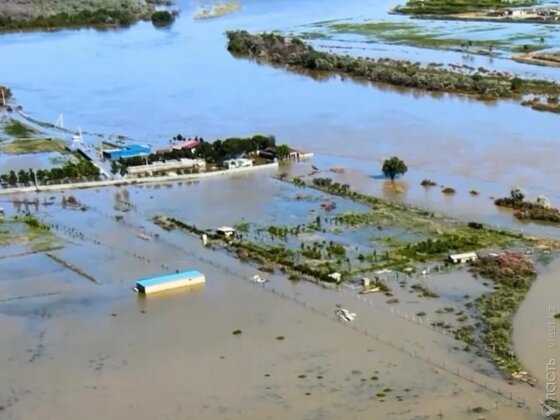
[226,30,560,100]
[0,159,100,188]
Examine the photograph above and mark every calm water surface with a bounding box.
[0,0,559,206]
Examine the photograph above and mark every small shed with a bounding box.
[216,226,236,237]
[135,270,205,295]
[224,158,253,170]
[448,252,478,264]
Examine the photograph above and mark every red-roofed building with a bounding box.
[172,139,201,151]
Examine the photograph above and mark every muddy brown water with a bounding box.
[0,0,559,417]
[0,174,551,419]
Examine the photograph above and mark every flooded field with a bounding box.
[0,172,553,419]
[0,0,559,418]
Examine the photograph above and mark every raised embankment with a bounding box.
[0,162,279,195]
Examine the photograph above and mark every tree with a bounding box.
[110,160,120,176]
[8,170,17,186]
[276,144,291,160]
[382,156,408,180]
[28,169,36,186]
[151,10,174,27]
[18,169,29,186]
[119,164,128,177]
[510,187,525,204]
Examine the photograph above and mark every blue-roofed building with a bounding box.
[135,270,205,294]
[103,144,152,160]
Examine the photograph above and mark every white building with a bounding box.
[127,158,206,176]
[448,252,478,264]
[216,226,236,237]
[223,158,253,170]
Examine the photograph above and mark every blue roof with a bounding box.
[137,270,204,287]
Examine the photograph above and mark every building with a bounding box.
[216,226,236,237]
[103,144,151,160]
[172,139,201,151]
[448,252,478,264]
[126,158,206,176]
[258,146,314,161]
[135,270,205,295]
[224,158,253,170]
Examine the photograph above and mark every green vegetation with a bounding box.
[119,134,277,168]
[151,10,174,27]
[382,156,408,180]
[0,214,61,252]
[194,2,241,20]
[421,179,437,187]
[226,31,560,103]
[329,21,502,52]
[0,138,66,154]
[395,0,536,15]
[0,156,100,188]
[155,175,539,286]
[470,253,537,374]
[0,0,153,31]
[3,120,35,137]
[495,188,560,224]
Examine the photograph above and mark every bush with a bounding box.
[420,179,437,187]
[151,10,174,26]
[442,187,456,194]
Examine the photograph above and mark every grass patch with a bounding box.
[319,20,551,56]
[395,0,536,15]
[0,138,67,154]
[3,120,36,137]
[0,215,62,252]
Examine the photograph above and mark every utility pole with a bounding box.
[33,170,39,192]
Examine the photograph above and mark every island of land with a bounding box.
[226,30,560,113]
[0,0,176,32]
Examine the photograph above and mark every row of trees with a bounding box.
[226,31,560,99]
[0,159,100,188]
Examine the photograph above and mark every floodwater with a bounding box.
[0,0,559,207]
[0,0,559,417]
[0,178,547,419]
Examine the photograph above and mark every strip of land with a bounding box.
[0,162,279,195]
[226,30,560,108]
[0,0,157,32]
[393,0,560,26]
